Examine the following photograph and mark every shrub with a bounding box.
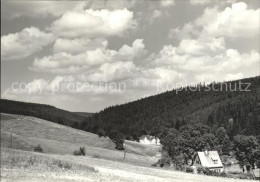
[92,154,100,158]
[63,162,72,170]
[229,172,254,180]
[220,172,227,177]
[27,156,37,166]
[73,150,81,156]
[34,144,43,153]
[80,147,85,155]
[115,142,124,150]
[209,171,220,177]
[229,171,241,175]
[73,147,85,156]
[202,167,210,175]
[185,166,194,173]
[108,130,125,150]
[151,163,157,167]
[52,160,72,170]
[201,168,222,177]
[197,166,204,174]
[97,129,106,138]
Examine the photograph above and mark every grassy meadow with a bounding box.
[0,113,256,182]
[1,147,255,182]
[0,113,159,166]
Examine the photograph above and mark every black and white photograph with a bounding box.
[1,0,260,181]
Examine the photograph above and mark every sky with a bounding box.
[1,0,259,112]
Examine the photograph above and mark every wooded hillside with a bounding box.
[0,99,89,127]
[85,76,260,139]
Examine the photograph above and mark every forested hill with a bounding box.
[0,99,88,127]
[86,76,260,139]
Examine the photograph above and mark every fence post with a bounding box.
[123,144,126,161]
[10,128,12,149]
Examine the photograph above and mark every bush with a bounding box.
[220,172,227,177]
[92,154,100,158]
[175,165,185,171]
[229,172,254,180]
[115,142,125,150]
[202,167,211,175]
[201,168,221,177]
[108,130,125,150]
[97,129,106,138]
[229,171,241,175]
[27,156,37,166]
[52,160,72,170]
[209,171,220,177]
[185,166,194,173]
[34,144,43,153]
[197,166,204,174]
[151,163,157,167]
[73,147,85,156]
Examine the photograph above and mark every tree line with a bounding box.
[83,76,260,140]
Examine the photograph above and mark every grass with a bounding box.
[1,113,254,181]
[1,148,100,182]
[1,148,255,182]
[1,114,16,121]
[0,113,115,150]
[1,148,96,172]
[0,113,160,167]
[124,140,161,157]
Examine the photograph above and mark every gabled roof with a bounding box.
[197,151,223,168]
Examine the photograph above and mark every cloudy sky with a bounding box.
[1,0,259,112]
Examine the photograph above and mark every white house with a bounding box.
[139,135,160,145]
[195,151,224,173]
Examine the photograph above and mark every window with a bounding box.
[213,160,218,164]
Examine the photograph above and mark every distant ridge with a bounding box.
[85,76,260,139]
[74,112,94,117]
[0,99,88,127]
[1,76,260,139]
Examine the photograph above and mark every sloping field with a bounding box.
[1,113,115,149]
[1,148,254,182]
[0,113,159,166]
[124,140,161,157]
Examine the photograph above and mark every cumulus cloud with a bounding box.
[2,74,127,101]
[150,42,259,83]
[53,38,108,54]
[82,61,136,82]
[30,39,146,74]
[2,1,137,19]
[118,39,146,60]
[169,2,260,39]
[50,8,136,38]
[1,27,54,60]
[160,0,175,7]
[164,1,259,84]
[190,0,237,6]
[177,37,225,56]
[87,0,136,9]
[190,0,212,5]
[30,50,110,74]
[2,1,84,19]
[224,73,243,81]
[149,10,162,23]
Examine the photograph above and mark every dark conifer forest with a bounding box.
[0,99,89,127]
[1,76,259,139]
[85,76,260,139]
